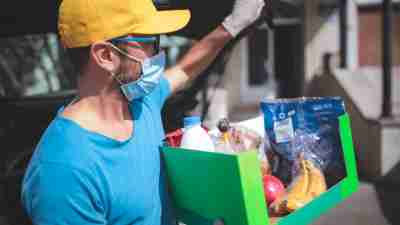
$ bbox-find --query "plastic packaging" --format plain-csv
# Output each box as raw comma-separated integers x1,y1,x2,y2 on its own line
261,97,346,186
230,125,263,152
180,116,215,152
211,118,265,154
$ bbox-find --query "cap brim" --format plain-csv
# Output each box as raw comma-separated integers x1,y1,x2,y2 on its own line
132,9,191,35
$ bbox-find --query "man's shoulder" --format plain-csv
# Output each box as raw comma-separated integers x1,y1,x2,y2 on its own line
31,116,96,169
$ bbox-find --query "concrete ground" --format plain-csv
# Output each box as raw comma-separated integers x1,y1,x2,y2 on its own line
313,182,391,225
314,163,400,225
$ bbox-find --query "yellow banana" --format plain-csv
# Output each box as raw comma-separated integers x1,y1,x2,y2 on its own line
268,158,328,215
286,159,312,212
269,198,289,216
305,160,327,198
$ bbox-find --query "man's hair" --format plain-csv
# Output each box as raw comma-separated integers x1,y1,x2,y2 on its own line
65,43,130,74
65,46,91,74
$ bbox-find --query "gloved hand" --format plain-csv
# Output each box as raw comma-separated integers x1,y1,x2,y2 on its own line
222,0,266,37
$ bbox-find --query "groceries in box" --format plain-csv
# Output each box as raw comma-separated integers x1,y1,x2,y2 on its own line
164,97,348,224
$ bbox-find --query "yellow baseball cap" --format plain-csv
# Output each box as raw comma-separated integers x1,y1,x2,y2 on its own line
58,0,191,48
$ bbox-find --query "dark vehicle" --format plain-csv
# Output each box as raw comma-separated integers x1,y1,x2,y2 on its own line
0,92,76,225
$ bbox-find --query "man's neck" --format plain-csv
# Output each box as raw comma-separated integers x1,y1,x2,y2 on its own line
64,73,131,123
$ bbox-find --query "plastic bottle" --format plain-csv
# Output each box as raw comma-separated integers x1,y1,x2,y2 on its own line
215,118,235,154
180,116,215,152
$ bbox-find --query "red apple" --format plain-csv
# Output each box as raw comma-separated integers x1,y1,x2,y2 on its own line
263,175,285,206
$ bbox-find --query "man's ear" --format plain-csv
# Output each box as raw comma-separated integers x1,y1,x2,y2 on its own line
90,42,121,73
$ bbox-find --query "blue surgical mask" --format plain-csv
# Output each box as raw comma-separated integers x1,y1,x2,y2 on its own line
110,45,166,101
120,51,165,101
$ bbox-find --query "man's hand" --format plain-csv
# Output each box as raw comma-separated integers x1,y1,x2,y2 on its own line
222,0,266,37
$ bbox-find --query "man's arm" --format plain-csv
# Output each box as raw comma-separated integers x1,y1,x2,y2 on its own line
165,0,266,95
164,25,232,94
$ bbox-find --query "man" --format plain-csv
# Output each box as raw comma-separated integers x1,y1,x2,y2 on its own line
21,0,265,224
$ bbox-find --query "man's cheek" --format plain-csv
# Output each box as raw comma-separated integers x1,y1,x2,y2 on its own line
132,64,142,79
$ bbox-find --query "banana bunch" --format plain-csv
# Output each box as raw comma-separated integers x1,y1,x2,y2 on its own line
269,158,327,215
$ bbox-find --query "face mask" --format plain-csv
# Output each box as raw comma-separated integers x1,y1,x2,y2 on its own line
110,45,166,101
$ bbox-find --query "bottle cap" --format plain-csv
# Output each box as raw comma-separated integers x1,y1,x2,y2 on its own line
183,116,201,128
217,118,230,132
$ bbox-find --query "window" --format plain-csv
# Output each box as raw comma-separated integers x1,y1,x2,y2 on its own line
0,33,194,98
238,25,276,104
0,34,76,97
248,27,271,86
159,35,193,68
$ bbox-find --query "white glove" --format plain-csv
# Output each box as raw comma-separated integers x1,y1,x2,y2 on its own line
222,0,266,37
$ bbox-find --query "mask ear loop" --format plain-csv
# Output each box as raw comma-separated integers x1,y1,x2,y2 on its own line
108,43,144,64
110,71,124,85
108,43,145,82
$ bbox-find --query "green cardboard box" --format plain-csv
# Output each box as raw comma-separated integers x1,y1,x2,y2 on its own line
161,113,359,225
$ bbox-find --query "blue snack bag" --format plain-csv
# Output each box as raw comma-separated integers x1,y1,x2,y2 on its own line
261,97,346,186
